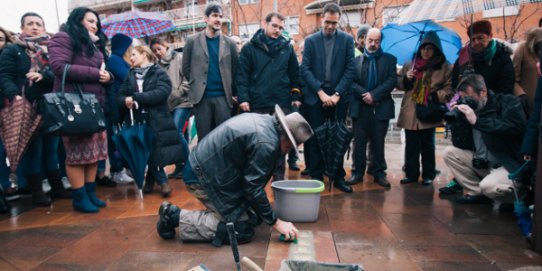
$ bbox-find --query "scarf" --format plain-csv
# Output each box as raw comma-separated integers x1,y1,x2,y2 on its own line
363,47,383,91
261,32,282,56
458,39,497,66
411,58,432,104
134,64,152,79
158,47,175,69
13,33,50,74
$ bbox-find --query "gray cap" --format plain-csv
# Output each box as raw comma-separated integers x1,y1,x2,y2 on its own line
357,24,371,39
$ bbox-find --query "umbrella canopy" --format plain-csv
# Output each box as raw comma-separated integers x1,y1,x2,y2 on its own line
507,161,533,240
381,20,462,65
396,0,534,25
314,119,353,190
112,110,154,197
102,10,174,38
0,97,42,175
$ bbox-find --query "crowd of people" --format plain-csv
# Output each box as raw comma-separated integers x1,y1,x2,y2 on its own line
0,2,541,244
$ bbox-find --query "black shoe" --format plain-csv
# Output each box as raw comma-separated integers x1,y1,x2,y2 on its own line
374,177,391,188
96,176,117,187
157,201,180,240
288,162,300,171
301,168,311,176
333,178,353,193
455,194,492,204
439,179,463,195
346,174,363,185
400,178,417,184
421,179,433,186
143,181,154,194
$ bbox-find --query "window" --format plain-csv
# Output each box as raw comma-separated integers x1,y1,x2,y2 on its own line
238,0,259,5
285,16,299,35
382,6,407,25
340,11,361,27
238,23,259,39
185,0,198,17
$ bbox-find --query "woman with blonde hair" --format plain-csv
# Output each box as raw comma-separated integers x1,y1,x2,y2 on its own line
118,45,183,198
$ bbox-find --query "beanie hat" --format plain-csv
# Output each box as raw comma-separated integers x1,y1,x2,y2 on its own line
357,24,371,39
467,20,492,38
111,33,133,56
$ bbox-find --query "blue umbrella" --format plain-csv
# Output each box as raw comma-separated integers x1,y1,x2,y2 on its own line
112,109,154,198
381,20,462,65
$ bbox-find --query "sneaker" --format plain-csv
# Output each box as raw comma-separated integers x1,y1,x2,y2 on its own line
160,183,172,198
112,169,134,184
42,179,51,193
4,187,20,201
157,201,180,240
61,177,71,189
96,176,117,187
439,179,463,195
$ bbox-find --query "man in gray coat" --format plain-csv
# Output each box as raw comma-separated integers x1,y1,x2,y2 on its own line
182,3,238,139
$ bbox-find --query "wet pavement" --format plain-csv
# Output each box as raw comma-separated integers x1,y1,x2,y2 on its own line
0,143,541,271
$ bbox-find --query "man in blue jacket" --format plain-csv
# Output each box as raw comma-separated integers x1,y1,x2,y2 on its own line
236,11,301,181
300,3,356,193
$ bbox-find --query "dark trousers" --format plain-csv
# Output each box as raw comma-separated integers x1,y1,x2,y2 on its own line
352,114,389,179
193,96,231,140
404,128,436,181
305,101,348,180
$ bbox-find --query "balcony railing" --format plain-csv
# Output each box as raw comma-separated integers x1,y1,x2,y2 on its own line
165,5,231,28
69,0,131,11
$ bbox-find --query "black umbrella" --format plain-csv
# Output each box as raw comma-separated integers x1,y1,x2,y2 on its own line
314,115,353,191
112,108,154,198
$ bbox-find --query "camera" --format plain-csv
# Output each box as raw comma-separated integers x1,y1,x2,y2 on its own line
443,96,478,122
472,157,489,169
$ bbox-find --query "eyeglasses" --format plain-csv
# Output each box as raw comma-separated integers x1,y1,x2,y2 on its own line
420,46,435,51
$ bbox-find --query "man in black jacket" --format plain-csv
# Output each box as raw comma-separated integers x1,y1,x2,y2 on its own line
443,74,526,204
235,11,301,181
156,105,313,245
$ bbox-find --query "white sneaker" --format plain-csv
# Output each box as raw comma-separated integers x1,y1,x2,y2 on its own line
61,177,71,189
113,169,134,184
42,179,51,193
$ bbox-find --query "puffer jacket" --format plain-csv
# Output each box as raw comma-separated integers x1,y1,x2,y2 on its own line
188,113,281,225
118,64,183,167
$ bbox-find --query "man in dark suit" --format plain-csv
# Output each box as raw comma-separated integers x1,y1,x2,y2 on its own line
182,3,238,140
300,3,356,193
347,28,397,188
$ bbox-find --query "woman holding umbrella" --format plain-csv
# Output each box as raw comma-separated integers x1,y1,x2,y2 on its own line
48,7,113,213
118,45,182,198
397,31,454,186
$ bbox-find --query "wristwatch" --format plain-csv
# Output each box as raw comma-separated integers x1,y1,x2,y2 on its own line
333,92,340,96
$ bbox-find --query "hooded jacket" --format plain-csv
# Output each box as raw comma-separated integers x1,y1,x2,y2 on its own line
236,29,300,110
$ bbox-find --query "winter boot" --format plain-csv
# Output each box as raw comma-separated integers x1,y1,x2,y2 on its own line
72,186,99,213
85,182,106,208
0,188,10,214
47,171,72,199
157,201,180,240
27,174,51,207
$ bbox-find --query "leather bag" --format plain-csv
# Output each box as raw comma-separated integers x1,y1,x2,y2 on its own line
41,64,106,135
416,91,448,123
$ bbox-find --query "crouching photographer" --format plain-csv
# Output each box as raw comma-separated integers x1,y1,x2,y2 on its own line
443,74,527,204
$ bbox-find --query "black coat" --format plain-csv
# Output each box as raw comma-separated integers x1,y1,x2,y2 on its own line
475,91,526,172
118,64,183,167
0,44,54,103
235,29,300,110
452,41,515,95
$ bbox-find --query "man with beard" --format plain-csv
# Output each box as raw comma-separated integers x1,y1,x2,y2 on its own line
443,74,526,204
182,3,238,139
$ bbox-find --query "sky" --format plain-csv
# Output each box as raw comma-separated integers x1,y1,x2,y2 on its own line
0,0,68,34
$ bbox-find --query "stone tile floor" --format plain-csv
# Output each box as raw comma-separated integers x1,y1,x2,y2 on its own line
0,143,541,271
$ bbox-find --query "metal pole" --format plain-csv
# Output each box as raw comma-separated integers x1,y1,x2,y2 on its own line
274,0,278,12
54,0,60,29
192,0,195,34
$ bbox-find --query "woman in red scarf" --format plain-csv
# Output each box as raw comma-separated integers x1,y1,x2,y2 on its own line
397,31,454,186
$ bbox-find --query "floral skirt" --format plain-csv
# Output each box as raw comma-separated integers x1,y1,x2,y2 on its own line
62,131,108,165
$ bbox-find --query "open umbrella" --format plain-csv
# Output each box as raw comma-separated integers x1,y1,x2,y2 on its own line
0,96,42,189
102,10,174,38
396,0,535,25
381,20,462,65
112,108,154,198
314,114,353,191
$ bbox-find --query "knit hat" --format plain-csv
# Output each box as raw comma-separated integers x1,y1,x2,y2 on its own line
357,24,371,40
274,105,313,155
467,20,492,38
111,33,132,56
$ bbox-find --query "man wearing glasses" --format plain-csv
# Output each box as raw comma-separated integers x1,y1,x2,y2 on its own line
300,3,356,193
235,12,301,181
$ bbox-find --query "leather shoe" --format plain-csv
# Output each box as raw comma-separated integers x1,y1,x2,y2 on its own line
374,177,391,188
157,201,180,240
346,174,363,185
400,178,417,184
333,178,353,193
421,179,433,186
455,194,491,204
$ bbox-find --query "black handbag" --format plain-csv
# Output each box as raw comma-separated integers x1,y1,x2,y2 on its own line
416,91,449,123
41,64,106,135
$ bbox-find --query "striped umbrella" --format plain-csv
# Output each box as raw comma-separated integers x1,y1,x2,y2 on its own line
396,0,540,25
102,10,174,38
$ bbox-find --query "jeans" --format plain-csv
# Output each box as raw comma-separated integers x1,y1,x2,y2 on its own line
172,108,191,162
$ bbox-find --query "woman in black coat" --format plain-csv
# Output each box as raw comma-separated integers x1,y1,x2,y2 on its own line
118,45,182,198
